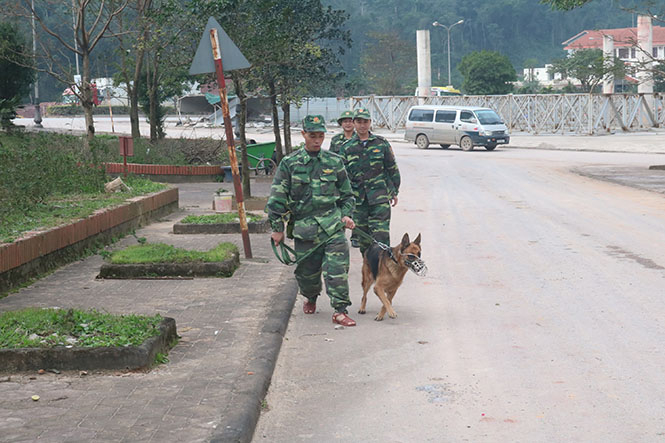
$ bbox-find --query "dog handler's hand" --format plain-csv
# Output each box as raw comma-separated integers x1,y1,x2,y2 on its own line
390,196,398,207
271,231,285,245
341,216,355,230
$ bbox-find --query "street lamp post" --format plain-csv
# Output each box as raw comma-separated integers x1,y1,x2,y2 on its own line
432,19,464,87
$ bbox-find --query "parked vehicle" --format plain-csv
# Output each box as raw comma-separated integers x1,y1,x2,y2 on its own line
404,105,510,151
413,86,462,97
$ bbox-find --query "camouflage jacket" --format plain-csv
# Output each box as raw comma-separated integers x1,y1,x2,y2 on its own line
339,132,401,205
329,132,353,154
267,145,355,242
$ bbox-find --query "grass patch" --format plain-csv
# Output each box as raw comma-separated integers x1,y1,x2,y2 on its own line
180,213,263,224
0,308,163,349
109,242,238,264
0,177,167,244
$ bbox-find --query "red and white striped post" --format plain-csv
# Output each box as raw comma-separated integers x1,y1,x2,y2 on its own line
209,28,252,258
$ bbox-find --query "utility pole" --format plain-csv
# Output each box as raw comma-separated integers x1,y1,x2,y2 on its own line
31,0,42,128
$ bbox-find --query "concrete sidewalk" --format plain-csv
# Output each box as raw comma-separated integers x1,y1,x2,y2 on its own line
0,181,297,443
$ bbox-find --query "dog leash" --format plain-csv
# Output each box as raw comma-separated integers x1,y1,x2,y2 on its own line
352,228,398,263
271,229,339,266
271,226,382,266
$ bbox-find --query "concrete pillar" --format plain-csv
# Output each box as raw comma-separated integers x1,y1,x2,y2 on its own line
603,34,615,94
416,30,431,99
637,15,654,94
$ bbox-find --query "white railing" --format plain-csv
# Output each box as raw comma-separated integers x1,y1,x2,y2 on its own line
350,93,665,134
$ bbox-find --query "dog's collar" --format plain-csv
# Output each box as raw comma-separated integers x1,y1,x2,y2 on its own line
375,241,399,264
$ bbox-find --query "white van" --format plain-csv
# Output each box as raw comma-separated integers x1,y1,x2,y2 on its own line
404,105,510,151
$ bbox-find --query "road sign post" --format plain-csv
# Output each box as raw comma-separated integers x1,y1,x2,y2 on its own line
190,17,253,259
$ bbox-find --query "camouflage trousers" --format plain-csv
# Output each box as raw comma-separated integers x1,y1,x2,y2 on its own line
294,229,351,311
351,199,391,254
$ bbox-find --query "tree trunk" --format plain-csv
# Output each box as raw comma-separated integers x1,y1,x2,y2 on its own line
81,52,95,144
269,80,283,163
147,55,160,142
129,46,145,139
232,72,251,199
281,101,292,154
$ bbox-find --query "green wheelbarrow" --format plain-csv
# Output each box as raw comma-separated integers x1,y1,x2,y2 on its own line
237,141,277,176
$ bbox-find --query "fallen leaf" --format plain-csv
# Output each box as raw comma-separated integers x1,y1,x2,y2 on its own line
247,372,254,375
38,369,45,375
31,395,40,401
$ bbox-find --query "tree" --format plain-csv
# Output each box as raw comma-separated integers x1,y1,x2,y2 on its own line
654,62,665,92
540,0,593,9
360,31,415,95
9,0,129,143
0,22,33,128
458,50,516,95
140,0,192,141
113,0,153,139
549,49,626,92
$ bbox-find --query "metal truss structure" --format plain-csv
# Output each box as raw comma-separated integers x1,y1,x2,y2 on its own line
350,93,665,134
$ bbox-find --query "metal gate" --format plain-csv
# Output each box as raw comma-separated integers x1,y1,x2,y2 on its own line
350,93,665,134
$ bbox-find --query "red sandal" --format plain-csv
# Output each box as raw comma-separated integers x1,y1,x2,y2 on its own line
332,312,356,327
303,300,316,314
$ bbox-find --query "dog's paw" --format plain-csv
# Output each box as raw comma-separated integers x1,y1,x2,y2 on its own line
374,314,384,321
358,309,366,315
388,311,398,319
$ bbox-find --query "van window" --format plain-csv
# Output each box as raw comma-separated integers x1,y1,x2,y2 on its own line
435,110,456,123
460,111,476,123
409,109,434,122
475,110,503,125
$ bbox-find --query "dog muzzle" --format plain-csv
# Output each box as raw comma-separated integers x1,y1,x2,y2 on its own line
404,254,428,277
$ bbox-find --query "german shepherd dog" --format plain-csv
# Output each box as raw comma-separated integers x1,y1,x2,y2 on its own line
358,233,422,321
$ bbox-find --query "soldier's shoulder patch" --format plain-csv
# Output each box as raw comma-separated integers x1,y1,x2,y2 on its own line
322,168,334,174
372,148,380,153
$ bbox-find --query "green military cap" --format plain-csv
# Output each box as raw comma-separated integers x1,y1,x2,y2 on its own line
337,110,355,124
353,108,371,120
302,115,327,132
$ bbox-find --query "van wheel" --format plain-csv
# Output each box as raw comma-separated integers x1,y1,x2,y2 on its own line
460,136,474,151
440,144,450,149
485,144,497,151
415,134,429,149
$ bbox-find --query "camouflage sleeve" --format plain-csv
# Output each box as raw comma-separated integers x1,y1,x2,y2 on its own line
266,160,291,232
384,142,401,197
336,161,355,219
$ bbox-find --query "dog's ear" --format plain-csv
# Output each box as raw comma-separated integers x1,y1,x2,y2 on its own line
413,233,421,245
400,233,410,251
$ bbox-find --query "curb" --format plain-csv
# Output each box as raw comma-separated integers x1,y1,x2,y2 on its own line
211,272,298,443
0,317,177,373
97,252,240,279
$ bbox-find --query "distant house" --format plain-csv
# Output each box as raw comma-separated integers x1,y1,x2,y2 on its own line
562,26,665,62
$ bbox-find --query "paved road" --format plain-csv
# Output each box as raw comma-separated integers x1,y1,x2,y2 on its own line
253,142,665,442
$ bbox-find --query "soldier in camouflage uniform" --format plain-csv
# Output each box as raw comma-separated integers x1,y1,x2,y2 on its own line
339,108,401,254
329,110,355,154
267,115,358,327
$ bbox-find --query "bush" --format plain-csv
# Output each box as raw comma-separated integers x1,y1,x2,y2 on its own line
126,137,228,165
0,132,108,218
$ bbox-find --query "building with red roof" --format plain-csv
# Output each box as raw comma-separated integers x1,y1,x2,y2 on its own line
563,26,665,61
